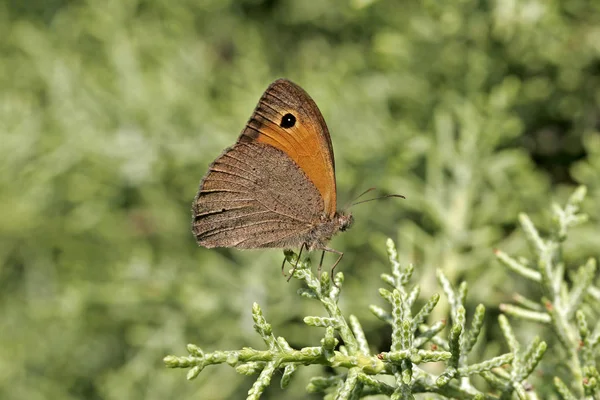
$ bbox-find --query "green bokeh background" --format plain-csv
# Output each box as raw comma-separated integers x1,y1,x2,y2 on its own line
2,0,600,399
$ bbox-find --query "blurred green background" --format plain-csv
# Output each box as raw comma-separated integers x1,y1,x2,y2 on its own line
2,0,600,399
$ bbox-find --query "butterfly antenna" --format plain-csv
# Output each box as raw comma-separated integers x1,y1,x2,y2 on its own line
350,193,405,208
343,187,376,209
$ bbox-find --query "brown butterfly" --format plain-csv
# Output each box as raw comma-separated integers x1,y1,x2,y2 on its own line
192,79,401,277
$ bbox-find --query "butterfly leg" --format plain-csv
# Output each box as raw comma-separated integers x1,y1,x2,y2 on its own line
280,255,288,277
317,251,326,278
286,242,306,282
321,247,344,285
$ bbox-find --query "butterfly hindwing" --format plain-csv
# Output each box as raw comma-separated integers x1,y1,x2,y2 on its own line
193,142,324,248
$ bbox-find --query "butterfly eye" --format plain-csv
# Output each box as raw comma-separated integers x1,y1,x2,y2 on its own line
280,113,296,128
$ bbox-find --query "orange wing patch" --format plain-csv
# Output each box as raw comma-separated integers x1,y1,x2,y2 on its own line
238,79,337,217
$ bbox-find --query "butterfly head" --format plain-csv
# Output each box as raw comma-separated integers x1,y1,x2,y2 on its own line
304,211,353,251
335,211,354,232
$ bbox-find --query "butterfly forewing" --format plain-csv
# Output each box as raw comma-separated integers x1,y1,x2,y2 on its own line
238,79,337,217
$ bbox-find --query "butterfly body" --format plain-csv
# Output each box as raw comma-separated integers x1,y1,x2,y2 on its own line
192,79,351,255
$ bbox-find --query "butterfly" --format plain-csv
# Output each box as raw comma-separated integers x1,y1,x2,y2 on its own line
192,79,402,277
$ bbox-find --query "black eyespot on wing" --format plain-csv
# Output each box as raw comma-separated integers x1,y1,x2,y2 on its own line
280,113,296,128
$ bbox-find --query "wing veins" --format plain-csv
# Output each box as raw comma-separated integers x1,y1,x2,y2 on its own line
259,101,304,149
196,198,257,204
197,219,302,239
235,228,308,248
253,108,282,127
194,205,251,218
200,177,253,192
251,110,297,152
199,189,249,195
212,160,261,181
264,91,290,107
208,167,257,184
196,210,272,225
198,181,311,223
221,151,260,172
